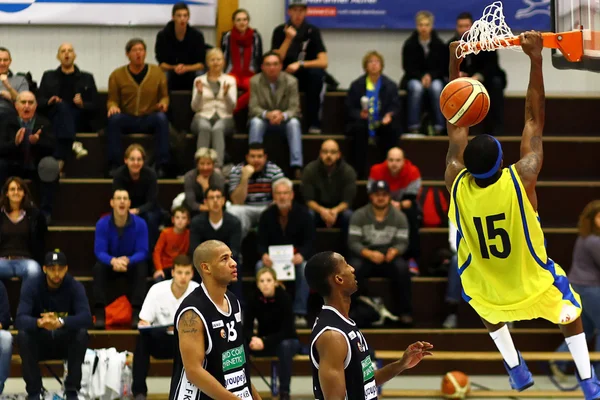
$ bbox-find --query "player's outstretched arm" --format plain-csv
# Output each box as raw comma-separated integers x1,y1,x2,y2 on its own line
315,330,348,400
516,31,545,193
177,310,239,400
374,341,434,386
445,41,469,192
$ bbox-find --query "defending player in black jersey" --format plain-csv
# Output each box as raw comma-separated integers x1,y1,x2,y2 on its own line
169,240,262,400
305,251,433,400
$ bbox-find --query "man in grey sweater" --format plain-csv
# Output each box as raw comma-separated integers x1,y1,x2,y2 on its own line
0,47,29,119
348,180,413,325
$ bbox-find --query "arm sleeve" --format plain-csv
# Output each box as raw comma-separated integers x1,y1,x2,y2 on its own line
585,237,600,268
64,282,92,329
392,211,410,254
228,166,242,194
257,212,270,256
138,174,158,214
190,79,203,112
345,80,362,122
403,178,422,198
15,77,28,92
158,71,170,107
155,31,167,64
138,286,156,323
15,282,38,330
94,219,114,266
153,231,167,271
0,282,11,329
283,76,300,119
83,74,99,111
298,209,315,260
271,26,285,50
300,166,316,203
262,292,295,349
106,71,120,110
385,80,401,116
184,172,202,211
342,166,357,206
194,31,206,64
248,78,266,119
129,219,149,264
312,28,327,54
36,72,51,109
348,211,366,256
402,41,422,81
0,120,19,156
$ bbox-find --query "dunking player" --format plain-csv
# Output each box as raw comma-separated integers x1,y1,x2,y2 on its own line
305,251,433,400
169,240,262,400
445,32,600,398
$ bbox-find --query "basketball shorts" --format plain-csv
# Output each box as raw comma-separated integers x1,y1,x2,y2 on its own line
468,266,583,325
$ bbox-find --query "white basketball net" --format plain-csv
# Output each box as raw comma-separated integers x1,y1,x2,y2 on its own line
457,1,523,59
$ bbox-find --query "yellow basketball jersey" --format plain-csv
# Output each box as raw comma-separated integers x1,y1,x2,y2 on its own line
448,165,562,310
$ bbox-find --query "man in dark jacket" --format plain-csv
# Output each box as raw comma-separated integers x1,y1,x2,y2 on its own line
447,12,507,135
93,189,149,329
400,11,447,134
257,177,314,326
0,91,57,221
0,281,12,395
16,250,91,400
155,2,206,90
346,51,401,179
37,43,98,171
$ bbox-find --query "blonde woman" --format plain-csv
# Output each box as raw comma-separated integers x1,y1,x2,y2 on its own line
190,48,237,168
243,268,300,400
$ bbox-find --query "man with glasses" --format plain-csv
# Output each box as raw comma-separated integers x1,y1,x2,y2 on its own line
301,139,356,252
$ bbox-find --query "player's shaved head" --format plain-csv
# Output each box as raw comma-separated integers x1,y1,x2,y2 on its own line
305,251,343,297
193,240,227,274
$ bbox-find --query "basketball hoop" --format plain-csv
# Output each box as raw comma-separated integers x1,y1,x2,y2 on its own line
457,1,585,62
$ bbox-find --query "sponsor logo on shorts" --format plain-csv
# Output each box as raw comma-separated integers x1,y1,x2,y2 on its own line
212,320,224,329
222,345,246,372
224,370,247,390
364,380,377,400
361,356,375,382
233,387,252,399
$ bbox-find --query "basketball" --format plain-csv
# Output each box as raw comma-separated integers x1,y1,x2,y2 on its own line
441,371,471,399
440,78,490,127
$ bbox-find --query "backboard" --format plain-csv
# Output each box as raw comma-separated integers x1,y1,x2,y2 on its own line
552,0,600,71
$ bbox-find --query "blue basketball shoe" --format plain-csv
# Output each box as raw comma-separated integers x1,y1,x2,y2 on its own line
577,367,600,400
503,352,534,391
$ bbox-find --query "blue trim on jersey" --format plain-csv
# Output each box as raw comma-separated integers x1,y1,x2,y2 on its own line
508,167,581,309
458,254,472,276
452,169,474,303
461,289,472,302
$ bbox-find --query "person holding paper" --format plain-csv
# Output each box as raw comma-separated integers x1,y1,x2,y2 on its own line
257,177,314,328
133,255,198,400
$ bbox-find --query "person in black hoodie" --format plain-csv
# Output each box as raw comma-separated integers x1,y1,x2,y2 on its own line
0,177,45,282
400,11,447,134
346,51,401,179
0,280,12,395
244,267,300,400
16,250,91,400
155,2,206,91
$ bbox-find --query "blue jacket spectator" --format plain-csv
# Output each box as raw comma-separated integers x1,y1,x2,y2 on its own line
92,189,149,329
0,280,12,395
15,250,89,400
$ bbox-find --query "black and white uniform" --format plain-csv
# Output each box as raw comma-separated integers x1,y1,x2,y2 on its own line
169,283,253,400
310,305,378,400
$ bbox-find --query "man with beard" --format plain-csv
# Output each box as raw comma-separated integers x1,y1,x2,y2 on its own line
37,42,96,174
305,251,432,400
257,177,314,327
348,180,413,326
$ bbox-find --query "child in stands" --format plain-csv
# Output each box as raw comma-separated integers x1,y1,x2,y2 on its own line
152,207,190,282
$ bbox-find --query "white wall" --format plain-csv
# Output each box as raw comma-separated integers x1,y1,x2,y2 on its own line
2,0,600,95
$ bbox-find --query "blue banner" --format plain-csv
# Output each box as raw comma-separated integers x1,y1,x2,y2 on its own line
285,0,551,32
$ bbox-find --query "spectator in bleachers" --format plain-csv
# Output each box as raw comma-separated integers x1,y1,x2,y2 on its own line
346,51,401,179
36,43,96,176
301,139,355,250
0,177,44,282
244,267,300,400
106,38,170,178
112,144,162,250
400,11,446,134
369,147,422,274
189,186,242,297
221,9,263,113
183,148,225,217
0,47,28,120
447,12,506,135
272,0,328,134
228,143,285,239
0,91,58,222
155,2,206,91
133,255,198,400
152,206,190,282
16,250,91,400
248,51,303,179
0,280,11,395
93,189,149,329
348,180,413,326
257,178,313,327
190,48,237,168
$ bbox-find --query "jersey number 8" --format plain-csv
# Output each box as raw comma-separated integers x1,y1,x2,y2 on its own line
473,213,512,259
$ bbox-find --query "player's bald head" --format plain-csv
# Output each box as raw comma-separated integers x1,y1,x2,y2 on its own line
193,240,227,274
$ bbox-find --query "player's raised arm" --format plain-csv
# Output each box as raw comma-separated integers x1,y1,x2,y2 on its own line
444,41,470,192
515,31,545,193
177,310,238,400
314,330,349,400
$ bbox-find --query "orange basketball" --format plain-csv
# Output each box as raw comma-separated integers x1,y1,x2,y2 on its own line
441,371,471,399
440,77,490,127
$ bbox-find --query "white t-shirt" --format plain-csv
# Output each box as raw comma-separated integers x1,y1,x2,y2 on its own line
139,279,199,326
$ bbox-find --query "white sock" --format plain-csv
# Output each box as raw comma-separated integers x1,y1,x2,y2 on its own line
489,324,520,368
566,332,592,380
